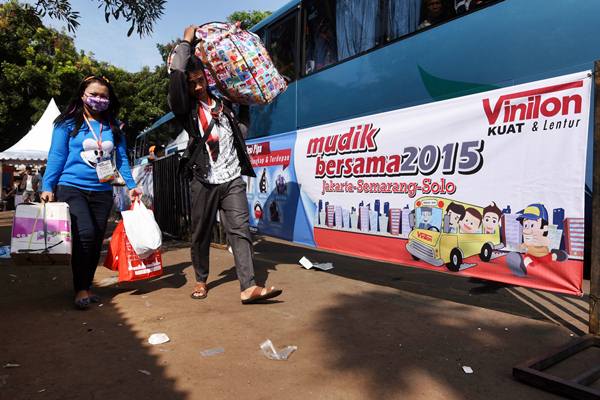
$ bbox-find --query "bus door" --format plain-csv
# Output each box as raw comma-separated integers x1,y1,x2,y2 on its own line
439,214,458,262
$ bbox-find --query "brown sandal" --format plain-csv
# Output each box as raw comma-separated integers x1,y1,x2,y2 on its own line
241,286,282,304
190,283,208,300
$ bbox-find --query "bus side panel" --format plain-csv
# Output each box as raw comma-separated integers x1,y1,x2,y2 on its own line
439,234,458,264
296,0,600,129
249,81,297,138
457,235,484,260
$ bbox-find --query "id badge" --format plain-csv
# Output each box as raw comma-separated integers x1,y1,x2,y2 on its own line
96,160,115,183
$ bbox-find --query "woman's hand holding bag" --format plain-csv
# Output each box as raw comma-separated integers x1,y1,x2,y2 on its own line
121,200,162,258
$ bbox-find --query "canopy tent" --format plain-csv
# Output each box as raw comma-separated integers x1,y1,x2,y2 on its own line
134,111,189,163
136,112,175,139
0,98,60,164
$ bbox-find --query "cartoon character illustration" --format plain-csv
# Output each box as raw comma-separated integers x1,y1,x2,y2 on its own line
418,207,434,230
80,139,113,168
444,202,465,233
460,207,482,233
406,197,503,272
482,202,502,234
506,203,569,277
259,169,268,193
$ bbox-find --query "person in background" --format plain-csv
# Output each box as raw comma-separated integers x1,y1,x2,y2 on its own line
307,19,337,73
148,145,157,161
13,176,23,202
2,185,15,210
455,0,491,14
155,144,166,159
418,0,454,30
20,166,39,203
168,25,283,304
34,168,43,202
41,75,141,310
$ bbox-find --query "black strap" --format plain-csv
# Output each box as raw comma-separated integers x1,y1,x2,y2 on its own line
203,117,217,141
18,241,64,254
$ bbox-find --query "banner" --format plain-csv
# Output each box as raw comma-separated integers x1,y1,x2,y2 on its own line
113,164,154,212
248,71,591,295
244,133,313,244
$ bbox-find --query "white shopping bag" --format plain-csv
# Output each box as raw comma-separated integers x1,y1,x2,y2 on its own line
121,200,162,258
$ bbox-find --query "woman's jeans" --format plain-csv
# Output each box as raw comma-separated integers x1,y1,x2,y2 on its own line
56,185,113,292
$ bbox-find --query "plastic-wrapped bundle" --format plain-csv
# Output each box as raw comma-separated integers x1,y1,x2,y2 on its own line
194,22,287,105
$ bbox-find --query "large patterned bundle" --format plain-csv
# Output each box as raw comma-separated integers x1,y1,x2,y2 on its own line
194,22,287,105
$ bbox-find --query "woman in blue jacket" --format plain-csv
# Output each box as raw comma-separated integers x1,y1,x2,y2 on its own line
41,76,139,310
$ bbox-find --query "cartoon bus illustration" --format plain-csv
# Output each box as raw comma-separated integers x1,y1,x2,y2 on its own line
405,197,503,272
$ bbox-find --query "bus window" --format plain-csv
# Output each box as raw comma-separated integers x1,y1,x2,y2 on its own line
454,0,495,16
304,0,337,74
256,28,267,43
267,14,298,82
386,0,421,41
304,0,381,74
444,201,465,234
417,0,455,31
416,206,442,232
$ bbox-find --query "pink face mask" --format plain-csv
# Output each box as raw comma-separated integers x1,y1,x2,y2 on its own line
84,95,110,112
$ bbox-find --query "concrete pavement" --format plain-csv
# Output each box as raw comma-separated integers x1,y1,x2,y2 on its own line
0,211,593,399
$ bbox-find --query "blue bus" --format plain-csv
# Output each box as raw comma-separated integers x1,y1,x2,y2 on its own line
141,0,598,273
249,0,600,142
247,0,600,275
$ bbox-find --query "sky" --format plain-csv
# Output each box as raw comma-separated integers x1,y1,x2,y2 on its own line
26,0,290,72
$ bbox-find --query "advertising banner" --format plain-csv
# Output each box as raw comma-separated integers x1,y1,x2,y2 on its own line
114,163,154,212
249,71,591,295
244,132,313,245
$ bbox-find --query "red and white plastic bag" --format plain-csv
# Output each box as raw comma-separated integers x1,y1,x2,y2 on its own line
104,220,162,282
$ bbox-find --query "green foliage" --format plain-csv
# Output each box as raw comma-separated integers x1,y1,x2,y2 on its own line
33,0,165,37
0,0,81,149
0,0,170,150
0,3,275,153
226,10,272,30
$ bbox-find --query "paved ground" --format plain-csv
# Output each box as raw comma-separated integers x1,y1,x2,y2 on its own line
0,211,596,400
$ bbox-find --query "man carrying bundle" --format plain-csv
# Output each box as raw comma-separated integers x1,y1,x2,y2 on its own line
168,25,282,304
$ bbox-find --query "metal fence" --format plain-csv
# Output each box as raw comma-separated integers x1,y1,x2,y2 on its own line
152,154,192,240
152,153,227,245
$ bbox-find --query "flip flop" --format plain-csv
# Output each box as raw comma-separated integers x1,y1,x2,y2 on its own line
241,286,283,304
88,294,101,303
74,297,90,310
190,283,208,300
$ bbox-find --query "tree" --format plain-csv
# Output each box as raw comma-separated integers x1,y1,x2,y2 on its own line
0,1,171,150
0,0,82,149
33,0,165,36
226,10,272,30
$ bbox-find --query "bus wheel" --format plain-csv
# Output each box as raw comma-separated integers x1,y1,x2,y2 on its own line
480,243,493,262
447,249,462,272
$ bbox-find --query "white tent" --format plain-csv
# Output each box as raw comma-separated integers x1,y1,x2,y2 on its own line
0,98,60,164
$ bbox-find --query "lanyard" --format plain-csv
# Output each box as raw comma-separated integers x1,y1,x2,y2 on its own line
83,115,103,146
